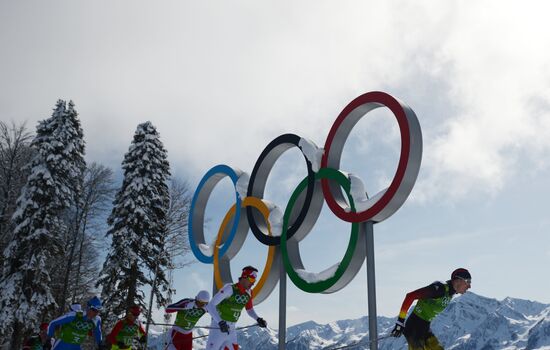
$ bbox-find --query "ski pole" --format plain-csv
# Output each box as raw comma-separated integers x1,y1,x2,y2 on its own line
323,333,391,350
190,324,259,340
162,329,178,350
148,321,220,329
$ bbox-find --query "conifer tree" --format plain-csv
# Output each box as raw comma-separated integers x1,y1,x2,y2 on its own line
98,121,171,327
53,100,87,313
0,100,86,348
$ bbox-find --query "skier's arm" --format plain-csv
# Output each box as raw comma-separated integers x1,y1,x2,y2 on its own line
47,313,76,337
166,299,194,313
206,284,233,323
106,320,124,344
245,294,266,327
138,321,146,337
93,318,103,345
245,298,259,320
398,282,445,319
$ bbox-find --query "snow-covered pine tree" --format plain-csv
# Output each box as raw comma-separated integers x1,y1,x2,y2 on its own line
50,100,88,313
97,121,171,327
0,100,86,349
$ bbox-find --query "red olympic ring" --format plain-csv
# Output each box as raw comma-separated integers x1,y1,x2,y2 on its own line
321,91,422,223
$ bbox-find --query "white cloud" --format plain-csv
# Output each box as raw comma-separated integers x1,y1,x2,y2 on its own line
410,1,550,200
3,1,549,202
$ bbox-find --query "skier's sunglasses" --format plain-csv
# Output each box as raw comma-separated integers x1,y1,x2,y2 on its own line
455,276,471,284
247,276,256,284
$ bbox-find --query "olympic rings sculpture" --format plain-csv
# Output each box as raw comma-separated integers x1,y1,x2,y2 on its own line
189,91,422,304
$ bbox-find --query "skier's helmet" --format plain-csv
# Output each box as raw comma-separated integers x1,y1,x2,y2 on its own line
195,290,210,303
451,268,471,281
40,323,49,331
240,266,258,282
129,305,141,316
87,296,103,311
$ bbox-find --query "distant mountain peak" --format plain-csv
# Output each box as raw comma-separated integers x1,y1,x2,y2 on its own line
148,292,550,350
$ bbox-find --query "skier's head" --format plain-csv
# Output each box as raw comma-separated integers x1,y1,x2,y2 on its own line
239,265,258,289
451,268,471,294
86,296,102,315
125,304,141,322
195,290,210,307
39,323,49,339
129,305,141,317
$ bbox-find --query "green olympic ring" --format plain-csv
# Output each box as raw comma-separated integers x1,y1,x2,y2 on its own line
281,167,365,294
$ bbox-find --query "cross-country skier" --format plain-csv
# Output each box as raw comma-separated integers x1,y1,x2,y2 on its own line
22,323,49,350
390,268,472,349
47,296,103,350
205,266,267,350
105,305,146,349
164,290,210,350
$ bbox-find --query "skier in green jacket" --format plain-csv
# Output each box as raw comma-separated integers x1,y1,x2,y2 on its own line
390,268,472,350
47,296,103,350
165,290,210,350
23,323,50,350
205,266,267,350
105,305,146,349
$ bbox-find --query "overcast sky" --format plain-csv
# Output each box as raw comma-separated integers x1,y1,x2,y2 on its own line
2,0,550,331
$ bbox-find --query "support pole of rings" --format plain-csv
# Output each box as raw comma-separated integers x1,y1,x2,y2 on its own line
364,221,377,350
278,256,287,350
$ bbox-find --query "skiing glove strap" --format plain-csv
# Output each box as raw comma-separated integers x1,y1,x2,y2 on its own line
219,320,230,334
257,317,267,328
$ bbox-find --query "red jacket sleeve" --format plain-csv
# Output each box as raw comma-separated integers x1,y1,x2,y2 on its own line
398,282,445,319
138,322,146,337
107,320,124,344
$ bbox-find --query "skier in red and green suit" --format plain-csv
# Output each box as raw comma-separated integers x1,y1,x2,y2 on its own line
390,268,472,350
22,323,50,350
47,296,103,350
165,290,210,350
105,305,146,350
205,266,267,350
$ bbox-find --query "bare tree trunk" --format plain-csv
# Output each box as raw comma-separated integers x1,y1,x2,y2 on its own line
145,260,160,349
0,121,32,260
58,207,82,314
72,216,88,302
128,262,139,310
10,320,23,350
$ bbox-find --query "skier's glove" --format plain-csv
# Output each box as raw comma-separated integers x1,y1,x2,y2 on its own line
219,320,230,334
96,341,109,350
257,317,267,328
43,339,52,350
139,335,147,343
116,341,130,349
391,318,405,337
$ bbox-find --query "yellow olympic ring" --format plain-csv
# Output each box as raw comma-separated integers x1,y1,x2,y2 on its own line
213,197,277,302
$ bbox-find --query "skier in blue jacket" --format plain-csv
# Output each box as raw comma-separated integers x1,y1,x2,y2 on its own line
47,296,103,349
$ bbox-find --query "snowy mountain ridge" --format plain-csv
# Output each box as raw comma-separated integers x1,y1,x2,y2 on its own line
148,292,550,349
